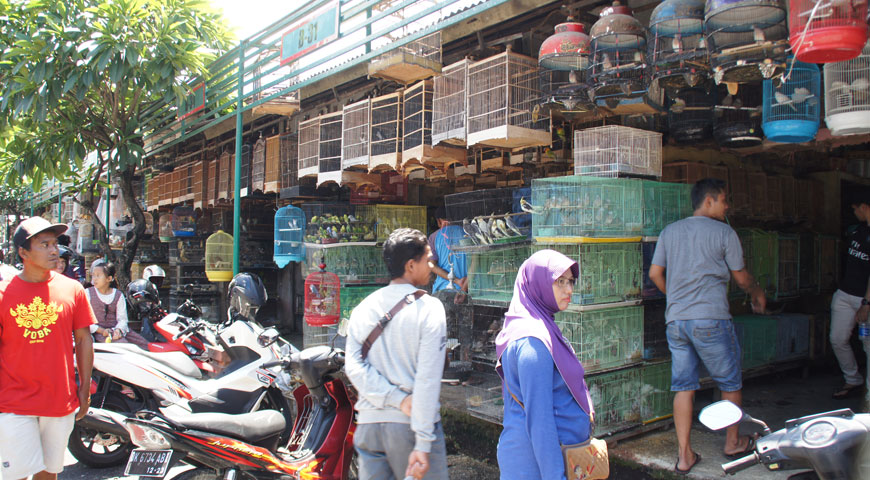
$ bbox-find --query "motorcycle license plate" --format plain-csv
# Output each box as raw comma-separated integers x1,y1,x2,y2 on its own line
124,449,173,477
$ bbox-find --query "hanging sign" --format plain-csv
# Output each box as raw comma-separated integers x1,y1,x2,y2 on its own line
178,82,205,120
280,1,340,65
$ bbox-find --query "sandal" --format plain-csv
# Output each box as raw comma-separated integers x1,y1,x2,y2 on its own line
724,437,756,460
832,383,863,400
674,452,701,475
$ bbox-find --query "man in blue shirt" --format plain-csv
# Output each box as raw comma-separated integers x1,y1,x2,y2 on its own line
428,207,467,295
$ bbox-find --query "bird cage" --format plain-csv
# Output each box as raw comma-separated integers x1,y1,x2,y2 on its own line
762,59,821,143
466,50,551,149
146,175,158,211
170,168,183,204
539,69,595,121
171,205,196,237
369,91,403,171
264,135,281,193
274,205,305,268
304,266,341,327
714,82,764,147
192,160,206,209
767,175,783,217
342,99,371,170
317,112,343,186
781,175,796,221
217,150,233,200
249,51,300,116
704,0,789,84
207,159,217,207
789,0,868,63
205,230,234,282
574,125,663,178
825,40,870,136
747,171,769,219
298,116,320,179
728,164,751,216
158,173,171,206
181,162,195,202
368,31,442,84
668,87,715,143
649,0,709,91
432,59,468,146
238,144,252,197
589,2,649,101
280,132,299,191
539,17,591,71
402,80,466,168
251,136,266,193
158,213,173,242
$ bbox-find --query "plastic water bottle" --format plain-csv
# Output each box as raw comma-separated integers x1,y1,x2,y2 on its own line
859,321,870,341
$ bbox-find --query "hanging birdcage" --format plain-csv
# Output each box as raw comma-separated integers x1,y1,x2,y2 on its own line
171,205,196,237
825,40,870,136
304,265,340,327
433,59,468,147
206,158,217,207
318,112,343,186
589,2,649,101
192,160,207,209
342,99,371,170
158,173,171,206
158,213,173,242
789,0,868,64
370,91,403,172
668,87,715,143
274,205,305,268
369,31,442,84
145,175,158,211
539,17,592,71
264,135,281,193
402,79,466,169
298,116,320,179
249,50,300,116
762,59,821,143
714,82,764,147
704,0,789,84
238,144,252,197
205,230,234,282
280,132,298,191
649,0,709,92
217,149,233,200
251,136,266,193
539,69,595,121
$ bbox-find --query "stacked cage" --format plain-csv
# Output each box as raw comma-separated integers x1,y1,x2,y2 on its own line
781,176,796,221
747,171,769,220
640,180,693,237
402,80,432,165
777,233,800,298
668,87,715,142
432,59,468,146
466,243,531,305
251,136,266,193
341,99,370,170
369,92,403,171
555,305,644,374
238,144,252,197
589,2,649,102
298,117,320,179
762,59,821,143
263,135,281,194
206,157,217,207
217,150,233,201
817,235,840,291
767,175,783,218
355,205,427,244
714,82,764,147
317,112,342,186
574,125,663,178
159,172,171,206
649,0,710,92
279,132,298,192
146,175,158,211
192,160,207,209
824,40,870,136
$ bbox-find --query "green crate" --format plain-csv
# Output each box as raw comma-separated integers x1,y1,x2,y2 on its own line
303,243,390,285
733,315,778,369
533,241,642,305
531,176,643,238
777,234,799,298
340,286,380,321
817,235,839,292
798,233,818,292
640,361,674,423
641,180,692,236
555,305,644,373
586,366,642,436
356,204,427,243
467,243,531,305
732,229,778,298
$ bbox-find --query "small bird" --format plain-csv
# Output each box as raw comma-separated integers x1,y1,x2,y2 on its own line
601,53,613,71
753,27,766,43
791,87,813,104
519,197,543,214
504,216,524,236
851,77,869,91
671,97,687,114
774,91,796,111
831,81,850,91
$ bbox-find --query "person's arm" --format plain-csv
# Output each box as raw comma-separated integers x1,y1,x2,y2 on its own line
344,308,409,411
649,236,668,294
73,327,93,420
855,280,870,323
649,264,666,294
115,295,129,335
725,229,766,314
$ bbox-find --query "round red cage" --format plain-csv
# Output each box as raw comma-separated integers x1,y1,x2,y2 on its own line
304,269,341,326
789,0,868,63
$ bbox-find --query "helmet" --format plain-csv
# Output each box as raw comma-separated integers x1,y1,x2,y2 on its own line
227,273,267,322
142,265,166,289
58,245,73,260
127,279,160,310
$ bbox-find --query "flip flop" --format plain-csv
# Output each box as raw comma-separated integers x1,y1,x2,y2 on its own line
674,452,701,475
724,437,756,460
832,384,863,400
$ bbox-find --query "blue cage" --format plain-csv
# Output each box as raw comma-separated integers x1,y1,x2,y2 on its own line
704,0,788,83
649,0,709,92
762,60,820,143
274,205,306,268
589,1,649,101
171,205,196,237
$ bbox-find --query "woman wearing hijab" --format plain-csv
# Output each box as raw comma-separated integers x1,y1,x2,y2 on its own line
495,249,593,480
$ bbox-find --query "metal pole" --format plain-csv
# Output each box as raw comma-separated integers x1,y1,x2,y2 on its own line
57,187,62,223
233,41,245,276
105,168,111,261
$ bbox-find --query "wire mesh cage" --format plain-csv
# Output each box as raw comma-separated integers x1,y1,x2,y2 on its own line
777,233,799,298
263,135,281,193
728,165,750,216
714,82,764,147
574,125,663,178
273,205,305,268
249,51,300,116
192,160,206,209
746,171,769,219
762,59,821,143
146,175,159,211
466,50,551,149
355,204,426,243
767,175,783,217
171,205,196,237
586,366,642,436
649,0,710,91
432,59,468,146
207,159,217,207
370,91,403,171
532,240,643,306
824,40,870,136
317,112,343,186
432,287,474,378
642,241,665,299
251,136,266,193
301,203,375,244
642,300,668,360
736,229,779,297
733,315,777,368
298,116,320,179
341,99,370,170
704,0,789,83
817,234,840,292
641,180,693,236
302,243,389,285
217,150,233,201
444,187,517,222
640,360,675,422
368,31,442,84
304,270,340,327
238,144,253,196
539,17,591,71
205,230,233,282
531,176,644,238
589,2,650,100
554,305,644,373
170,168,183,204
794,178,812,223
280,132,299,191
158,172,171,206
668,87,715,142
471,304,506,368
158,213,173,242
788,0,868,64
465,375,505,424
466,242,531,305
539,69,595,120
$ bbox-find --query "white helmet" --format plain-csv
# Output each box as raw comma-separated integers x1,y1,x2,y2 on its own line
142,265,166,288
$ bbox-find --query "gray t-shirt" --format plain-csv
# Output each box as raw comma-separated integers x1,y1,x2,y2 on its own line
651,216,745,322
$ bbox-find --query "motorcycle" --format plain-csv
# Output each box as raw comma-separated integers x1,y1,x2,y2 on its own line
699,400,870,479
108,346,357,480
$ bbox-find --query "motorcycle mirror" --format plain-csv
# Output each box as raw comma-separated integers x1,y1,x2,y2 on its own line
257,328,280,348
699,400,744,431
337,318,349,337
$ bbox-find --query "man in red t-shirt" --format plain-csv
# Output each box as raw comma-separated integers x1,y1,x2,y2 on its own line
0,217,96,480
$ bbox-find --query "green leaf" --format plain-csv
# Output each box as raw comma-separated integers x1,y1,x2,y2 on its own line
62,71,80,93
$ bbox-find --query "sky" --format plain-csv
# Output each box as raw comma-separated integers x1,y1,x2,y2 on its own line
210,0,295,41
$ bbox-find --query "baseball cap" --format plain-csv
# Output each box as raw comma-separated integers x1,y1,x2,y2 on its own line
13,217,68,249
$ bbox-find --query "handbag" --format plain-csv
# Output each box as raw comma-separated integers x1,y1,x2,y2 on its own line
504,378,609,480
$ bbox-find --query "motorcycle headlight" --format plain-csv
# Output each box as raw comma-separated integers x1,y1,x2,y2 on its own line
126,422,171,449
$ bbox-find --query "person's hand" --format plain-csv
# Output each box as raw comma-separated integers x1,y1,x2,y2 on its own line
112,329,122,341
76,388,90,421
405,450,429,480
457,276,469,292
856,304,870,323
400,395,413,417
750,289,767,314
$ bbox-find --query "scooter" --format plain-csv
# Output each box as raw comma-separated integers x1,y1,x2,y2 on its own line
699,400,870,479
112,346,356,480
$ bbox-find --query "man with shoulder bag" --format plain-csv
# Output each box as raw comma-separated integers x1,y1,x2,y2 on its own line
345,228,448,480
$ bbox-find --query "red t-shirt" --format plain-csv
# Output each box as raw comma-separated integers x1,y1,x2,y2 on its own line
0,272,97,416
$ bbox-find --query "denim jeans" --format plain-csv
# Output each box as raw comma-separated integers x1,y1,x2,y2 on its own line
667,319,742,392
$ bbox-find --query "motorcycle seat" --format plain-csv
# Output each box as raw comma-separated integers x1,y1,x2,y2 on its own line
96,343,202,379
167,409,286,443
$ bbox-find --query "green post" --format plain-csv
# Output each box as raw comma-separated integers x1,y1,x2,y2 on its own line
105,168,111,261
233,41,245,276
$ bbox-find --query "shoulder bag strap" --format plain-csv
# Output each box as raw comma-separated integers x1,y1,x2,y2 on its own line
361,289,426,360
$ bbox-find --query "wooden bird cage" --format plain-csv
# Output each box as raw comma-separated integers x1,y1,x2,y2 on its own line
370,91,403,171
298,116,320,179
747,171,768,220
207,159,217,207
767,175,783,218
342,99,371,170
205,230,234,282
432,59,468,146
369,31,442,84
781,175,796,222
466,51,551,149
251,136,266,193
170,168,183,204
146,174,158,211
280,132,299,191
318,112,343,186
402,79,466,169
217,150,233,201
728,164,750,216
264,135,281,193
239,144,253,197
158,173,171,206
249,51,300,116
192,160,206,209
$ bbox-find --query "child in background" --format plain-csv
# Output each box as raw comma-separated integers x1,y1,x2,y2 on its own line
87,262,149,349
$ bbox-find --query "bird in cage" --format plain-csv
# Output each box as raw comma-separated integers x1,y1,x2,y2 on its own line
790,87,814,105
774,91,797,111
852,77,870,91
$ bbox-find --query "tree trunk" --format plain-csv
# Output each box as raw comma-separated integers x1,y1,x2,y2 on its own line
116,165,146,290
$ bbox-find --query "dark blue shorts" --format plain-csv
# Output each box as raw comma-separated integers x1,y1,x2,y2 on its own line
667,319,742,392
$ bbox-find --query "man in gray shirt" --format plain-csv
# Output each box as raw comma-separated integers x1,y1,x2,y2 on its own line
346,228,448,480
649,178,766,474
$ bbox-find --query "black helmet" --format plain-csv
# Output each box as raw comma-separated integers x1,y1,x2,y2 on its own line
127,279,160,309
58,245,73,260
228,273,267,322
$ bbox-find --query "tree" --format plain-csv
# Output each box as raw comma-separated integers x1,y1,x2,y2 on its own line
0,0,231,287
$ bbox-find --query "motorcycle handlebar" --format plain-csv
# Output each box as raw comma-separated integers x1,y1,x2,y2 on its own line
722,452,759,475
172,322,200,340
